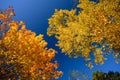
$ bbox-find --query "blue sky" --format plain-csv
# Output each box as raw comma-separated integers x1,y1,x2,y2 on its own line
0,0,120,80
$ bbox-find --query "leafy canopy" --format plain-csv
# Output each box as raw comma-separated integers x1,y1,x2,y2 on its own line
0,7,62,79
47,0,120,68
92,71,120,80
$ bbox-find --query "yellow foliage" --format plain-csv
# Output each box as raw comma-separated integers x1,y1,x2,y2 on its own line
0,8,62,79
47,0,120,68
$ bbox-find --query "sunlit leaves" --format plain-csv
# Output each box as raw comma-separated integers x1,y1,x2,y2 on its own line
0,8,62,79
0,14,6,19
47,0,120,68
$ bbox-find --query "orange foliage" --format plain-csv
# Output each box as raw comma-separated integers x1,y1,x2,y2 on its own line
0,7,62,79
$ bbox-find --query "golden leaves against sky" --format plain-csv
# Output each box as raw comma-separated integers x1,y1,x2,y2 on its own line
0,8,62,79
47,0,120,68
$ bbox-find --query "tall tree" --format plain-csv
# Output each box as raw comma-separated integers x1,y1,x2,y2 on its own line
47,0,120,68
0,7,62,80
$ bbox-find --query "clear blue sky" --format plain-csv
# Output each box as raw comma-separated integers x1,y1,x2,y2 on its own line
0,0,120,80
